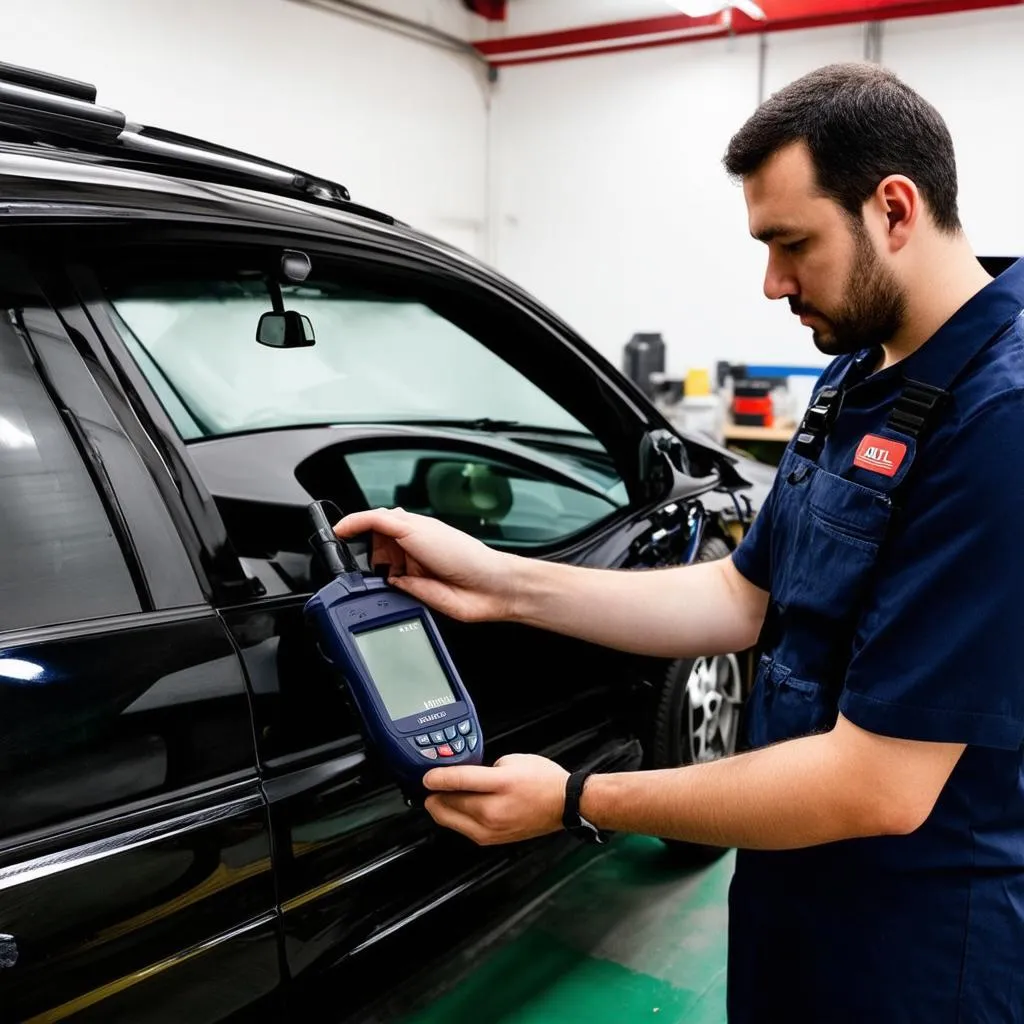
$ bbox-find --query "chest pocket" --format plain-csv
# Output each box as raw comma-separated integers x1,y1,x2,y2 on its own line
771,449,892,622
749,449,894,747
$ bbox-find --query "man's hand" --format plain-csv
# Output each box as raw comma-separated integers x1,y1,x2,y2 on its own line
422,754,569,846
334,507,520,623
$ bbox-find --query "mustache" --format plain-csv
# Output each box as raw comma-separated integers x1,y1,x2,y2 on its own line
789,298,826,319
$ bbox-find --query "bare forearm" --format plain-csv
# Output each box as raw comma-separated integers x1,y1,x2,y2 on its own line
508,554,766,659
580,732,913,850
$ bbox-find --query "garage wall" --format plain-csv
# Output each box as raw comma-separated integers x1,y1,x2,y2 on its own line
489,34,763,375
883,7,1024,258
489,6,1024,376
494,0,678,36
0,0,492,256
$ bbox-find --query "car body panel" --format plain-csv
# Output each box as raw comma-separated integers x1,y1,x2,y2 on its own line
0,612,279,1023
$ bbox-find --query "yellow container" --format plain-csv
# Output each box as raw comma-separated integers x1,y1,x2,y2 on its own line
684,368,711,397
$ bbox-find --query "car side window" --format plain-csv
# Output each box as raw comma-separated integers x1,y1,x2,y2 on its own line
343,448,625,546
0,318,141,632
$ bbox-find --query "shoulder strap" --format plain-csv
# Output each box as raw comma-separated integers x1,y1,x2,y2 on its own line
883,306,1022,501
885,379,950,504
885,380,948,440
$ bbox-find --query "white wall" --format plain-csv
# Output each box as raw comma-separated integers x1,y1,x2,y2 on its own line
0,0,491,255
883,6,1024,257
357,0,485,39
491,34,764,378
489,6,1024,377
499,0,681,36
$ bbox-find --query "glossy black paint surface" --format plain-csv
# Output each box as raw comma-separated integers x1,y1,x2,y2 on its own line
0,790,276,1023
0,612,277,1022
0,611,256,838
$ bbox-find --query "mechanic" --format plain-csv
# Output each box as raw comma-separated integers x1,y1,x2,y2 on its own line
335,63,1024,1022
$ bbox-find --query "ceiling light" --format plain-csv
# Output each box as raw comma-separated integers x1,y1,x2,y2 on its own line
668,1,767,19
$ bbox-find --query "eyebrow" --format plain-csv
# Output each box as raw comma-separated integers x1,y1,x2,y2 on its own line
752,225,798,243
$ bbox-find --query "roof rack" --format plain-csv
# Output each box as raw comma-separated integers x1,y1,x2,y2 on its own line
0,62,385,219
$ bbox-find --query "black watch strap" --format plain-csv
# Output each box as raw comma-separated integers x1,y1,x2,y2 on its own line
562,770,606,844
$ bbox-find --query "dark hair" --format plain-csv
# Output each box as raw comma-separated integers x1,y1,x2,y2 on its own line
723,62,961,233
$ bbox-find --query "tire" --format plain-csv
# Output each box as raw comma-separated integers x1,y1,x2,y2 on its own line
649,536,745,865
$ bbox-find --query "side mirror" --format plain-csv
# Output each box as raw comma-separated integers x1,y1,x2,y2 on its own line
257,310,316,348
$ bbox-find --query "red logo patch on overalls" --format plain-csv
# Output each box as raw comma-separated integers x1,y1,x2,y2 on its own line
853,435,907,477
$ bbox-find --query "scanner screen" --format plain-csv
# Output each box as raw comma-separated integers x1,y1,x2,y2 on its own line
353,618,457,723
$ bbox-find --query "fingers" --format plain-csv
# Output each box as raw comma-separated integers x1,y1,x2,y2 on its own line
387,576,459,616
334,507,411,541
371,536,406,573
423,765,503,793
423,795,490,844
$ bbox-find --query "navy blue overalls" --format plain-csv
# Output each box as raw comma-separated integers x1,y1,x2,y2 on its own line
729,259,1024,1023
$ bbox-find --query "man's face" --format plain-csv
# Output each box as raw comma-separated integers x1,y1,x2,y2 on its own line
743,141,906,356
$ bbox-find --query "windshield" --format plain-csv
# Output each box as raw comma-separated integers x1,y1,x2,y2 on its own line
106,278,588,441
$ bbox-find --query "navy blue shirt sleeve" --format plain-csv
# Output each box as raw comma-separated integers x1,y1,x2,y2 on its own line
841,392,1024,749
731,477,776,592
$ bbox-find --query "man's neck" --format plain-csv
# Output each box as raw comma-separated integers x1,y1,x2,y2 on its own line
880,238,992,371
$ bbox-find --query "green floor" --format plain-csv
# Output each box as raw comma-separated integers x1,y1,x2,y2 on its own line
404,837,733,1024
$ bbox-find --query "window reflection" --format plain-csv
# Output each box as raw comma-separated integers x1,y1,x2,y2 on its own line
0,415,34,449
0,657,44,682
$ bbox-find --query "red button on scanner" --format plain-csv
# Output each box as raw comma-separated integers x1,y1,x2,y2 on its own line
437,743,454,757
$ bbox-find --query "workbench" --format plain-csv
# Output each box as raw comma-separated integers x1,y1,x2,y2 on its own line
722,420,795,465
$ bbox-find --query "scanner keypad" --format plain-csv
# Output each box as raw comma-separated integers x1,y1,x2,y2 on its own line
410,719,478,759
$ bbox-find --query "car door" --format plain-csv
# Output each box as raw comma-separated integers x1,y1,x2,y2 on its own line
62,224,706,1002
0,249,281,1023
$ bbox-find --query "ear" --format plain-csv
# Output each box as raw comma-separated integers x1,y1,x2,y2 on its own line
873,175,919,253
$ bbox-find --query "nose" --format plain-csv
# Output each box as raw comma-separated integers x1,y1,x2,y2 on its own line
763,254,798,302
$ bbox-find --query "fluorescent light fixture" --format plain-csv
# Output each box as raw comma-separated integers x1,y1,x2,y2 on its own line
0,658,45,682
668,1,767,18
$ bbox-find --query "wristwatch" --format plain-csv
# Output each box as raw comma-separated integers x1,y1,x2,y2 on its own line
562,770,607,844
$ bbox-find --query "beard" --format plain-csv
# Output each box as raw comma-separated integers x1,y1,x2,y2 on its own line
790,225,907,357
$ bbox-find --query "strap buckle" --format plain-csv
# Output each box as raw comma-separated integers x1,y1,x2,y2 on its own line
793,385,842,460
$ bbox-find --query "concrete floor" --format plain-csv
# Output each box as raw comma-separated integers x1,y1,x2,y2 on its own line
402,836,733,1024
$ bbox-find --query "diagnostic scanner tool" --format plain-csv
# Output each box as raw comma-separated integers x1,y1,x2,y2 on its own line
303,501,484,796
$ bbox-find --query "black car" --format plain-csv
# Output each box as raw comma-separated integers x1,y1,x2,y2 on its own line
0,63,771,1022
